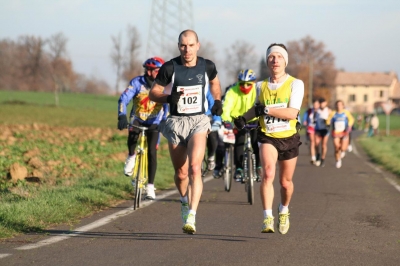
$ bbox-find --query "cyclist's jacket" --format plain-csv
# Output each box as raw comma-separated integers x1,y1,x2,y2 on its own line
256,75,304,138
118,75,168,126
221,83,257,123
155,56,218,117
327,109,354,136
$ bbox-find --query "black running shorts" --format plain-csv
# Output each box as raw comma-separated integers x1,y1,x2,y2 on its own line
258,131,302,161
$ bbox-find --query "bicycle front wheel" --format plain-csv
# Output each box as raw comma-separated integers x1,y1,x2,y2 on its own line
224,144,234,192
246,150,254,205
133,154,142,210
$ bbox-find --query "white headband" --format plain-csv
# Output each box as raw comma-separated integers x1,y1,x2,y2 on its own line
266,46,288,66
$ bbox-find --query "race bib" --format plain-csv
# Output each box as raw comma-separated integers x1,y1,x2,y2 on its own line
263,103,290,133
177,85,202,114
223,129,235,144
334,121,345,132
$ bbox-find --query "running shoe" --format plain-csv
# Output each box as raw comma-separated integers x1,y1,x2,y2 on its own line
278,211,290,234
181,202,189,225
261,216,275,233
314,160,321,167
336,160,342,169
145,184,156,200
213,169,221,179
347,144,353,152
182,213,196,234
207,158,215,170
124,155,136,176
320,159,325,167
235,168,243,182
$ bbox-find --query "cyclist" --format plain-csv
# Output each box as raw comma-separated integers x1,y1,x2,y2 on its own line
149,30,222,234
314,97,331,167
117,57,168,200
221,69,261,182
234,43,304,234
327,100,354,168
302,99,320,165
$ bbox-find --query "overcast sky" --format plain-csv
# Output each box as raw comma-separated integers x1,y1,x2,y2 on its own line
1,0,399,92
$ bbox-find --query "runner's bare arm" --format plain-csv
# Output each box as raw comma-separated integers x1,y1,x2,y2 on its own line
209,75,221,101
266,107,299,120
149,83,169,103
242,106,299,121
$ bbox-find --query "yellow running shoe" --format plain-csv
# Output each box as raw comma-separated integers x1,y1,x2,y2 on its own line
261,216,275,233
182,213,196,234
278,212,290,234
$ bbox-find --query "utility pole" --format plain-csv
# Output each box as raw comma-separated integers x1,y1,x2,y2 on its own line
308,60,313,107
146,0,194,59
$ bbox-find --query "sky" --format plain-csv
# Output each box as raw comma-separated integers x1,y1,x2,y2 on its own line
1,0,400,93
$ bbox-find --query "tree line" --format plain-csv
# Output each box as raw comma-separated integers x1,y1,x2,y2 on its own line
0,32,110,104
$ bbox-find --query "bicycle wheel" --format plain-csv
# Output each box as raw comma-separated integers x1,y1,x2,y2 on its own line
224,145,234,192
133,154,142,210
246,150,254,205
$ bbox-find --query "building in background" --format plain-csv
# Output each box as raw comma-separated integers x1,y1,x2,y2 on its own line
334,71,400,114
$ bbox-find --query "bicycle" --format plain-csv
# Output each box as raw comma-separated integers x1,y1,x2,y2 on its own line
130,124,149,210
241,123,258,205
219,122,236,192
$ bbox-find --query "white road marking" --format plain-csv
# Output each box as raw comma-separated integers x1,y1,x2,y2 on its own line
15,176,214,251
0,254,12,259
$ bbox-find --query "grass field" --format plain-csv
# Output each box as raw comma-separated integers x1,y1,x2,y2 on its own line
0,90,175,238
1,90,400,239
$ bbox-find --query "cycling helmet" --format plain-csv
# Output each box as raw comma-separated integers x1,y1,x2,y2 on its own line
142,57,165,69
238,69,256,82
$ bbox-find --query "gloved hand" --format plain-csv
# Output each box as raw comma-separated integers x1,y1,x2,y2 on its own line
233,116,246,130
223,122,234,130
211,100,223,116
167,90,184,104
117,115,128,130
211,121,221,132
255,104,267,116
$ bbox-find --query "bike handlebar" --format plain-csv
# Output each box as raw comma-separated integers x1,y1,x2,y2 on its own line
222,121,258,130
129,124,149,131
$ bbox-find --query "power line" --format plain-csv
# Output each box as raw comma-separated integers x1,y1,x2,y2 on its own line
146,0,194,59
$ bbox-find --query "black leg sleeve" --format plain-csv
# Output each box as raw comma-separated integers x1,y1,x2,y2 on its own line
234,129,246,169
207,131,218,158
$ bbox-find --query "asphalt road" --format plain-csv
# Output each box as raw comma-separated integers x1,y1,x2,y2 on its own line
1,131,400,266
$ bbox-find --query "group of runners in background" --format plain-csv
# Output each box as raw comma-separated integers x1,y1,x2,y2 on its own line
302,98,355,169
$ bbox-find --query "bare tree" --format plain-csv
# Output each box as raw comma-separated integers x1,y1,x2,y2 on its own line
110,32,123,95
286,35,337,107
47,32,68,106
122,25,142,83
19,35,47,91
224,40,258,83
198,40,218,63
